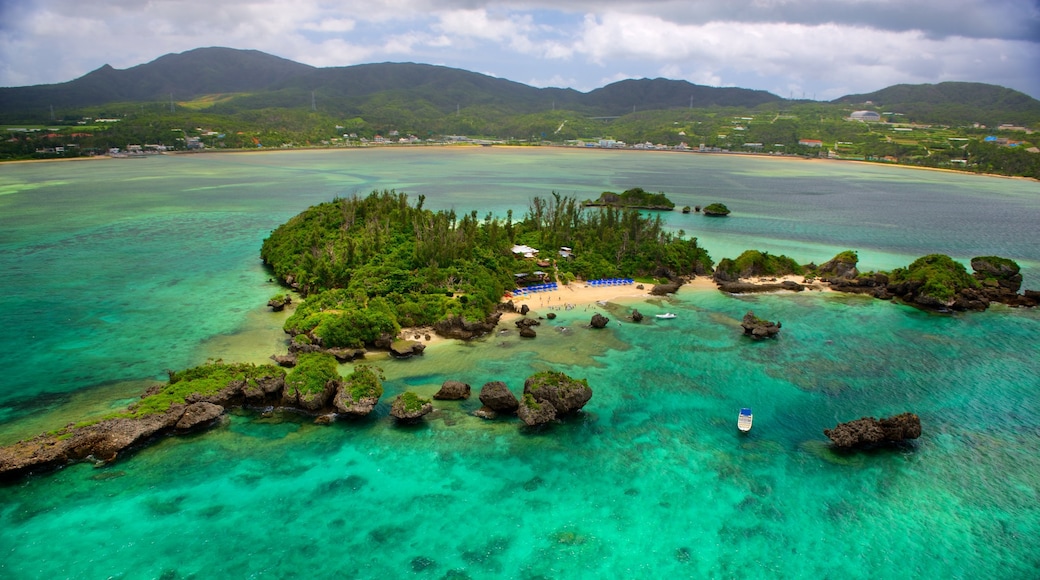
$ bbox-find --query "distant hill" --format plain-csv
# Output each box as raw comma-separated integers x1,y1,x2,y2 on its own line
0,48,314,114
0,47,778,120
1,47,1036,128
833,82,1040,126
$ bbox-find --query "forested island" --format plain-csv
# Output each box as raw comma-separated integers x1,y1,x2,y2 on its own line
2,189,1037,480
582,187,675,210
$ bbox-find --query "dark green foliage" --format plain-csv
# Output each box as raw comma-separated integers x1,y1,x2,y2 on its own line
702,203,731,216
120,362,285,419
889,254,978,302
971,256,1020,280
345,364,383,401
584,187,675,210
286,353,340,396
716,250,803,278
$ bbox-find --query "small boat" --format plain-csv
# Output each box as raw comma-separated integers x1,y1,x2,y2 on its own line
738,407,753,432
655,312,676,319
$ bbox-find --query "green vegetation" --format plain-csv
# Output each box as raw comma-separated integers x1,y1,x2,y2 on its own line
888,254,978,303
344,364,384,401
702,203,731,216
397,391,430,413
583,187,675,210
265,189,712,345
285,353,340,397
522,392,542,410
971,256,1020,281
526,370,589,395
715,250,802,278
118,362,285,419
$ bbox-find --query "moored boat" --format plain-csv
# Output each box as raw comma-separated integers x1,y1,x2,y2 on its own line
738,407,753,432
655,312,676,319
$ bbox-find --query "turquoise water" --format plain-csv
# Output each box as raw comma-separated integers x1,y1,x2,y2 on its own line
1,149,1039,578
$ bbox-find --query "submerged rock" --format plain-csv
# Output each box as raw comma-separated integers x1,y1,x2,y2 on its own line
824,413,922,449
741,311,781,339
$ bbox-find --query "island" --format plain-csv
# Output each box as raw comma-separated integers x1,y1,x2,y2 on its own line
581,187,676,210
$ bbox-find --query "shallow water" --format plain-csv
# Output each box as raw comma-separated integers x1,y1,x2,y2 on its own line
1,149,1038,578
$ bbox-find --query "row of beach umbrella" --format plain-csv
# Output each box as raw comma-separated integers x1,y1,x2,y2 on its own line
588,278,634,286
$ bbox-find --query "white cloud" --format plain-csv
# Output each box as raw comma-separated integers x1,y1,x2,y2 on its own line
0,0,1036,99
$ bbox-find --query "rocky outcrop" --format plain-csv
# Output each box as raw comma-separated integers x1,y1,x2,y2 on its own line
741,311,781,339
516,317,540,338
390,340,425,358
434,380,471,400
519,304,530,316
267,295,292,311
333,386,379,417
176,402,225,430
718,280,805,293
650,279,683,296
271,354,297,367
523,371,592,416
478,381,519,414
517,394,557,426
824,413,922,449
434,312,503,340
590,313,610,328
390,393,433,423
326,347,366,362
631,309,644,323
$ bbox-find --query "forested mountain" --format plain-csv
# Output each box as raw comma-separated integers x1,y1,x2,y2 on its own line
833,82,1040,126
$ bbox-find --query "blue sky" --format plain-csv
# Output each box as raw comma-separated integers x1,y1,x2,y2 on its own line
2,0,1038,100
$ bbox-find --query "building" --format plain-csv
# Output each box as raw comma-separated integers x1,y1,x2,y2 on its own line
799,139,823,147
850,111,881,122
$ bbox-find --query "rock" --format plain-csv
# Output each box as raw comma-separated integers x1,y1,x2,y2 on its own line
390,393,433,423
175,402,225,430
390,340,425,358
818,254,859,280
267,295,291,311
519,326,537,338
517,393,557,426
631,309,644,322
740,311,781,339
478,381,519,413
523,371,592,415
294,379,339,412
515,317,540,328
433,312,503,340
650,280,682,296
546,312,556,320
590,313,609,328
434,380,471,400
824,413,922,449
472,406,498,420
333,386,380,417
326,347,365,362
271,354,297,367
313,414,335,425
520,304,530,316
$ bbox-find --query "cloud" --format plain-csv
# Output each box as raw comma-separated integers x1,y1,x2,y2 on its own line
0,0,1037,99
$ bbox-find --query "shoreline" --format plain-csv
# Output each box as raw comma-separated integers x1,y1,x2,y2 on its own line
2,145,1034,182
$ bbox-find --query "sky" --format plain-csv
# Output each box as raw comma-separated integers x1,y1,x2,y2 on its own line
1,0,1039,100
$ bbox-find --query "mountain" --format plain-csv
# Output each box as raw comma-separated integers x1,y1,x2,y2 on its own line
0,48,314,114
0,47,779,120
833,82,1040,125
2,47,1037,127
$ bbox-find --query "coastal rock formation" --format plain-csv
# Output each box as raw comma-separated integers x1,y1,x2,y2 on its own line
326,347,366,362
390,392,433,423
546,312,556,320
590,313,610,328
718,280,805,294
472,406,498,420
267,295,291,311
271,354,297,367
650,279,683,296
520,304,530,316
741,311,781,339
824,413,922,449
478,381,519,413
333,386,379,417
631,309,644,322
390,340,425,358
517,394,557,426
176,402,225,430
817,251,859,280
433,312,503,340
434,380,471,400
519,326,537,338
517,371,593,426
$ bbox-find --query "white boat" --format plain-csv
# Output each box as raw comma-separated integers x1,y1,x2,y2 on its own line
655,312,676,319
738,407,753,432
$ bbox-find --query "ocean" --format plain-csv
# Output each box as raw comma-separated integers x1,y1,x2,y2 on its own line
1,148,1038,578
